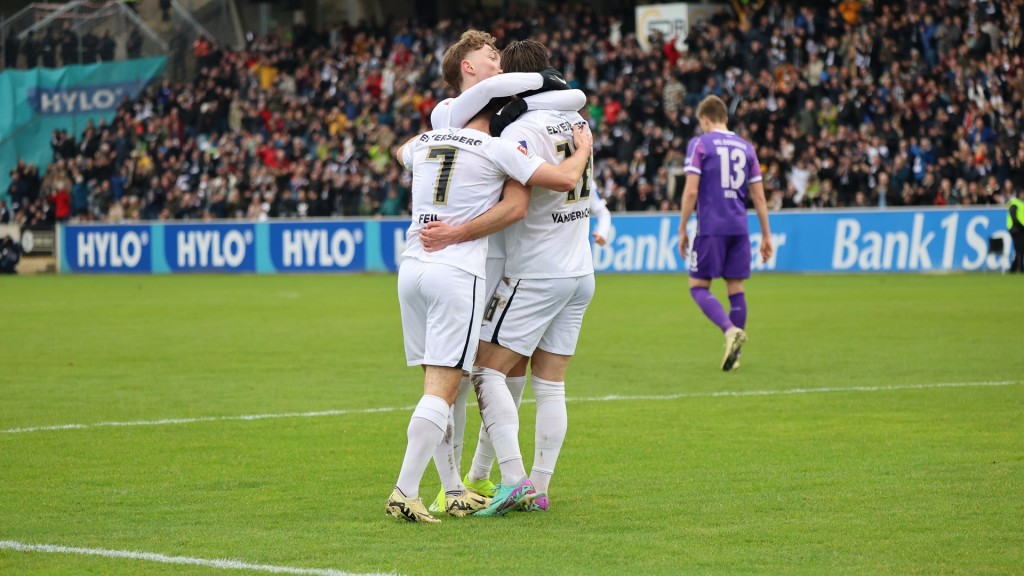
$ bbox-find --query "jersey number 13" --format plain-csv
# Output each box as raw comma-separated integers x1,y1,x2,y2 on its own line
715,146,746,191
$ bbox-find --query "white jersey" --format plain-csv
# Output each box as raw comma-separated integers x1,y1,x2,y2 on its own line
490,182,608,264
401,127,544,278
430,74,587,274
501,109,595,279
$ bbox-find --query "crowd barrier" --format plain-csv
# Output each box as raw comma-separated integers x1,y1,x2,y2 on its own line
57,207,1011,274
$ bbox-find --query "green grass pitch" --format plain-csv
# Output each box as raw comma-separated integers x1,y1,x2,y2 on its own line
1,273,1022,575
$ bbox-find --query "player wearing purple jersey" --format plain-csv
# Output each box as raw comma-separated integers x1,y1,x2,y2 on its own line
678,96,773,371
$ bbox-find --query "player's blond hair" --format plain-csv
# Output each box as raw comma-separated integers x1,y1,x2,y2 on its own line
697,95,729,124
441,30,497,92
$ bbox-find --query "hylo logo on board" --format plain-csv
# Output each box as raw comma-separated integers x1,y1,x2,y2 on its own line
282,228,364,267
177,229,253,268
30,85,129,114
76,230,148,268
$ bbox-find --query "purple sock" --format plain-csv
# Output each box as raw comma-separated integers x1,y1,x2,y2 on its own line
690,287,733,333
728,292,747,330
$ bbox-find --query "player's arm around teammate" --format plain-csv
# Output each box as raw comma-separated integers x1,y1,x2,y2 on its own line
439,68,583,129
419,123,593,251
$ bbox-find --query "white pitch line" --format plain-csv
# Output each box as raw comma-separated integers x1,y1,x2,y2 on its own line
0,406,415,435
566,380,1023,402
0,540,395,576
2,380,1020,436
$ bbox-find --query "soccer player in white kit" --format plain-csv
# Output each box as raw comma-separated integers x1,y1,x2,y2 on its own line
455,172,611,512
422,30,591,512
385,99,594,523
421,40,600,514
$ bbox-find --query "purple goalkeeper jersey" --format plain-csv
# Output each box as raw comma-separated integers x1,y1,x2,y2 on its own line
684,130,762,236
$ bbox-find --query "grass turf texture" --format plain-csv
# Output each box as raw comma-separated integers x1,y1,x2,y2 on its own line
1,273,1021,576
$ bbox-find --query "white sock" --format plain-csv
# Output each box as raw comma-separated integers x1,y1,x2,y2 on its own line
508,375,528,408
468,421,496,482
395,395,448,499
468,375,527,482
452,376,473,474
529,375,566,494
432,404,467,495
472,366,526,484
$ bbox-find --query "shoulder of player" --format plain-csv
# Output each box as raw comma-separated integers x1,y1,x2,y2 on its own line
497,117,533,140
735,135,759,156
563,110,586,122
516,108,573,123
485,134,524,150
507,109,577,136
429,101,453,128
537,108,578,122
505,109,546,127
485,136,533,160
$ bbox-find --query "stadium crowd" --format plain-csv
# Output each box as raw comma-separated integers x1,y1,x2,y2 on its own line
4,0,1023,230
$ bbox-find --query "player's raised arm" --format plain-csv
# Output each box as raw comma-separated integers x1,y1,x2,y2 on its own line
524,123,593,192
491,89,589,137
442,72,550,129
419,180,530,252
522,88,587,113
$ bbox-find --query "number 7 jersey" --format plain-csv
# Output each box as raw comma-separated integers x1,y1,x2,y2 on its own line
684,129,762,237
501,109,596,279
400,127,544,278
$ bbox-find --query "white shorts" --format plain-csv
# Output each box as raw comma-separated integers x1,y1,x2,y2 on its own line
479,274,595,357
485,256,505,303
398,258,484,369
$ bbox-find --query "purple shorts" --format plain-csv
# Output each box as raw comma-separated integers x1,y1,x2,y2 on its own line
688,234,751,280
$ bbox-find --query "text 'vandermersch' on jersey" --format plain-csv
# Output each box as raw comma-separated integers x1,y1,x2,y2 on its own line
684,129,762,237
401,127,544,278
501,109,596,279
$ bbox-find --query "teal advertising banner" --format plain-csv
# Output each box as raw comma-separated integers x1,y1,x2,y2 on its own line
0,57,167,202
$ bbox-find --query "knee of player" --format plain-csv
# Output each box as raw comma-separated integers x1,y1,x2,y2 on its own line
531,376,565,399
